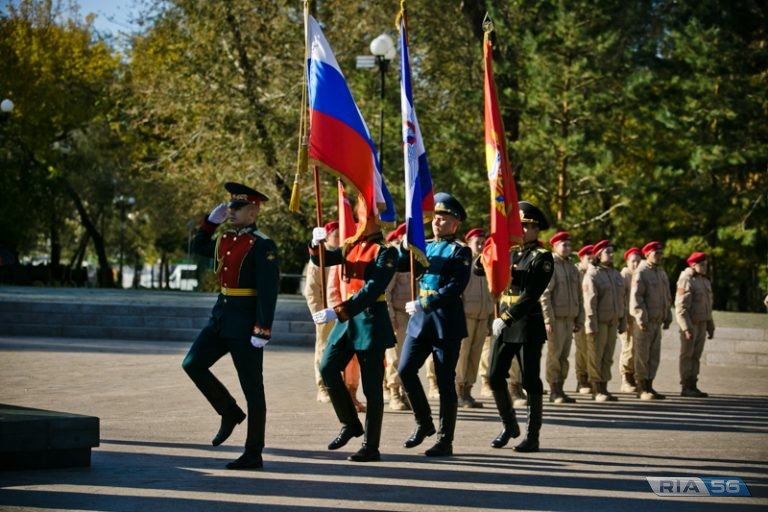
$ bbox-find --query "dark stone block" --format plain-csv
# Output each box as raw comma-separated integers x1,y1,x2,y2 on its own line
0,404,99,470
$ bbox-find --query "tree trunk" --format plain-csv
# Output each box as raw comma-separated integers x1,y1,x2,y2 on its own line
60,178,115,288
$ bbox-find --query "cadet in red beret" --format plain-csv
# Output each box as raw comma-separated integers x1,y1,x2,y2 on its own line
686,251,707,266
540,231,582,404
464,228,487,243
386,223,406,243
383,221,411,412
582,239,626,401
577,244,594,259
455,228,493,409
675,251,714,397
548,231,570,247
630,241,672,400
624,247,641,261
642,241,662,256
618,247,643,393
574,243,595,394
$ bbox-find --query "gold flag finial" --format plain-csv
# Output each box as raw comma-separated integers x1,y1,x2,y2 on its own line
482,12,494,34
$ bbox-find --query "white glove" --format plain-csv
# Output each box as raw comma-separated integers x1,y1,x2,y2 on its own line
311,227,327,247
250,336,270,348
312,308,337,324
207,203,228,224
405,300,422,316
492,318,507,337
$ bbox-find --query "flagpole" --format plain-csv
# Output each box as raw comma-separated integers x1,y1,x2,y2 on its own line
313,164,327,309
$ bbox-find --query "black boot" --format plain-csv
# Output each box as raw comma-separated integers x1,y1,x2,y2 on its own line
425,403,456,457
404,387,436,448
648,379,666,400
326,384,364,449
349,402,382,462
514,393,542,453
212,406,246,446
491,388,520,448
348,444,381,462
225,448,263,470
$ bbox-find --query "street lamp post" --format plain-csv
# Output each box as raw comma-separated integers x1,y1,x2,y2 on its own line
1,98,13,125
357,33,396,173
113,195,135,288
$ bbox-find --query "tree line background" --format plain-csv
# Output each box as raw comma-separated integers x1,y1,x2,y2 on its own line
0,0,766,311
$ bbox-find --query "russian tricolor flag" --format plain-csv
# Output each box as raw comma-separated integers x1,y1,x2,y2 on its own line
306,16,395,238
399,18,433,265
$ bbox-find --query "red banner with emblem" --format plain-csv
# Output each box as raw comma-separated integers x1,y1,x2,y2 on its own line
481,30,523,298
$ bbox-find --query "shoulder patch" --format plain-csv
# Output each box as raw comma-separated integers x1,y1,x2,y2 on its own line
543,261,553,273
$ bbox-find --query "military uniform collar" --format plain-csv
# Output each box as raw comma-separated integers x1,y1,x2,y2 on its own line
434,234,457,242
523,240,540,250
228,223,258,235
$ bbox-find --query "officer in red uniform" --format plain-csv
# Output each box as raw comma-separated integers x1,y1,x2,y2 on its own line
310,215,398,462
182,182,279,470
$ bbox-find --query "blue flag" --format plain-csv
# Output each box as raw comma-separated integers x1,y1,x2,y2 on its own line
399,18,433,265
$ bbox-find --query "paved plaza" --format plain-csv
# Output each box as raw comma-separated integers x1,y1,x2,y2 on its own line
0,328,766,511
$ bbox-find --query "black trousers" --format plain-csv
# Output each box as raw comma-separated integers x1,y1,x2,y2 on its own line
320,336,385,448
182,325,266,450
488,338,544,396
398,329,462,421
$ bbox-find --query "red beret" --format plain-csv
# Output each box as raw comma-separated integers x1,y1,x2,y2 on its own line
578,244,594,258
464,228,487,242
642,241,663,256
624,247,641,261
386,223,406,242
549,231,571,246
593,239,612,255
324,221,339,234
687,251,707,266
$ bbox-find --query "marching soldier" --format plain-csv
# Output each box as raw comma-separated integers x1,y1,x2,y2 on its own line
456,228,495,408
582,240,626,401
397,192,472,457
304,221,341,403
310,214,398,462
540,231,583,404
182,182,279,470
675,251,715,397
485,201,554,452
573,244,594,394
384,223,411,411
619,247,642,393
630,241,673,400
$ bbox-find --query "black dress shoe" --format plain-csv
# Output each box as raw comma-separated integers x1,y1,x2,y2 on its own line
491,423,521,448
403,423,436,448
212,408,246,446
513,436,540,453
225,451,263,470
424,439,453,457
328,423,364,450
348,445,381,462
